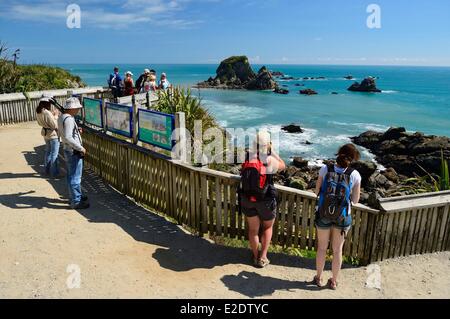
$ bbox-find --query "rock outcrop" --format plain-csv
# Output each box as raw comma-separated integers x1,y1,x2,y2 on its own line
196,56,279,91
246,66,278,90
300,89,318,95
347,77,382,93
282,124,304,133
351,127,450,177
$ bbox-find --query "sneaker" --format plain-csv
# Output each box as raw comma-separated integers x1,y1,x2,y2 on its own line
81,195,89,202
72,201,90,210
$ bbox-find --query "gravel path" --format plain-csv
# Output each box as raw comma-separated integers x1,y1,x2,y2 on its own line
0,123,449,299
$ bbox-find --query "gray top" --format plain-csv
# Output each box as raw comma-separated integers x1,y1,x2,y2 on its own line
57,114,83,152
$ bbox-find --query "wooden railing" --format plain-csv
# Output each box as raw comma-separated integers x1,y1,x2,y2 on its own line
82,127,450,265
0,87,109,125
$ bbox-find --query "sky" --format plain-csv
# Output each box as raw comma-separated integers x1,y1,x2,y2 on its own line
0,0,449,66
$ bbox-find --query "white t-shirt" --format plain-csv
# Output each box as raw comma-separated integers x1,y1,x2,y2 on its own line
319,164,361,200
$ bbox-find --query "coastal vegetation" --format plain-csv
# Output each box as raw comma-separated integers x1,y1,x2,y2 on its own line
0,42,85,94
154,86,217,133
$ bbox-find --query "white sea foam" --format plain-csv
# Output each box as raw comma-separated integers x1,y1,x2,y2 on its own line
329,121,389,132
202,99,271,121
382,90,398,94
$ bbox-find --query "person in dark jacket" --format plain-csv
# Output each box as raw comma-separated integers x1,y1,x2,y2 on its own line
135,69,151,93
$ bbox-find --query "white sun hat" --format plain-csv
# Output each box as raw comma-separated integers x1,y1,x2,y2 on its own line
39,93,53,103
126,71,134,76
144,68,150,74
64,97,83,110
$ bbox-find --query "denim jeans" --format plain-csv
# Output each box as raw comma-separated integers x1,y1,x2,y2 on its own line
44,138,60,177
64,150,83,207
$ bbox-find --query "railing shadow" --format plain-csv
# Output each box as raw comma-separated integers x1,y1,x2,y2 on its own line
21,145,349,296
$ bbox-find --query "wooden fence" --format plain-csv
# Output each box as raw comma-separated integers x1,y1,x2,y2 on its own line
0,87,109,125
82,127,450,265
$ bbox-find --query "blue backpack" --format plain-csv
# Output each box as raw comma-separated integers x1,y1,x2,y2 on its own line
318,164,354,223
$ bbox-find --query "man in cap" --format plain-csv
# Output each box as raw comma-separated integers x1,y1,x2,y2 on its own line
108,66,123,100
135,68,151,94
57,97,89,209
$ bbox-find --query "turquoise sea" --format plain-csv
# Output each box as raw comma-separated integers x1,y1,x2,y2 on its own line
59,64,450,163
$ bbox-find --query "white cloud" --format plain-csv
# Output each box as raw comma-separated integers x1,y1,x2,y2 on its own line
0,0,208,30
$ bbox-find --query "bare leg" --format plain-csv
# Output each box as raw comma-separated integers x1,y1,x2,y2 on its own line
247,216,261,260
260,219,275,261
331,227,346,285
316,228,331,281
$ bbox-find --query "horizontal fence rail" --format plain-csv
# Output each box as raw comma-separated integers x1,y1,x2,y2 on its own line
82,127,450,265
0,87,110,125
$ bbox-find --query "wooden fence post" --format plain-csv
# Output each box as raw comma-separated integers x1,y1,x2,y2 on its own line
132,95,138,144
146,92,150,109
175,112,187,163
101,98,107,133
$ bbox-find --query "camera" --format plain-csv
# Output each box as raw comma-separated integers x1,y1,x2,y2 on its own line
73,150,85,159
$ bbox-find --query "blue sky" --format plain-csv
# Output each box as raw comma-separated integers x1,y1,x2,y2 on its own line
0,0,449,65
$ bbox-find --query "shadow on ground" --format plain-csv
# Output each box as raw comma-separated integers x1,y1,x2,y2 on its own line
220,271,323,297
12,145,354,296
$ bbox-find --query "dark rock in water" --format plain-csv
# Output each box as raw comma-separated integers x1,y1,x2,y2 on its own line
282,84,289,88
331,92,338,95
347,77,382,92
350,161,377,187
317,76,326,80
282,124,304,133
344,75,354,80
246,66,278,90
280,76,296,81
383,127,407,140
197,56,279,91
300,89,318,95
295,83,304,87
351,127,450,177
303,77,310,80
304,141,313,145
271,71,285,77
274,87,289,95
292,157,309,169
216,56,255,84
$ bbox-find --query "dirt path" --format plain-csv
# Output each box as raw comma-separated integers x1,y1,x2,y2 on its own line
0,122,449,299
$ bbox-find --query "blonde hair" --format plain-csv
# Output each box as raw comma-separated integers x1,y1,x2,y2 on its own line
252,130,271,154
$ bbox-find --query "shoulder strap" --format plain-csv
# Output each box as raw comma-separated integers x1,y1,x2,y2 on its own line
344,167,355,176
327,163,335,173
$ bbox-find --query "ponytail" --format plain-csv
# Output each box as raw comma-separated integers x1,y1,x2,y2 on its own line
336,144,361,168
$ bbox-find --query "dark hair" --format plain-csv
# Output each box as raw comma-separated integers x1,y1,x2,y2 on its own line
336,144,361,168
36,101,51,114
114,67,119,72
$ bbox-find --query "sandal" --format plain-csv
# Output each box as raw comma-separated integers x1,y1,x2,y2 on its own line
257,258,270,268
327,278,338,290
313,275,323,288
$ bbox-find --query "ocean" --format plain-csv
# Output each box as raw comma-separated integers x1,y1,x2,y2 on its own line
59,64,450,163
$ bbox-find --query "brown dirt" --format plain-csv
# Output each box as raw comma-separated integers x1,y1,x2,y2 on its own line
0,122,449,299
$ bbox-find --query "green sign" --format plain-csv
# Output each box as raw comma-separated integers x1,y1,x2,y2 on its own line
138,109,174,151
106,103,133,138
83,98,103,128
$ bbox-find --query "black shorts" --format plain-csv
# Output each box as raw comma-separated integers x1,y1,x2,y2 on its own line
241,196,277,221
